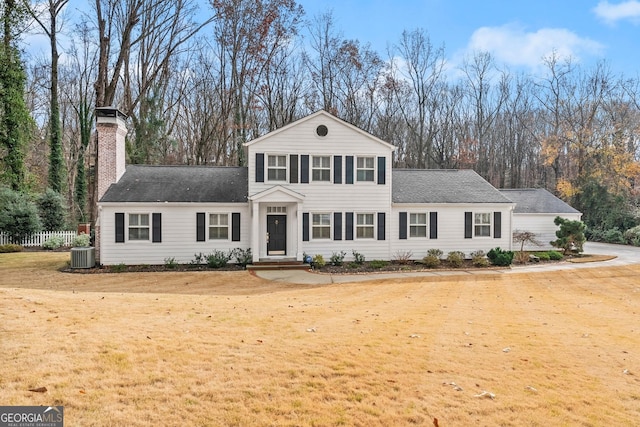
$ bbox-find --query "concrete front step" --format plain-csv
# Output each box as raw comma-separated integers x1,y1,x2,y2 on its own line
247,259,310,271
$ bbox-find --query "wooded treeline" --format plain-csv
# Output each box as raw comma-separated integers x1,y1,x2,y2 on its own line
3,0,640,237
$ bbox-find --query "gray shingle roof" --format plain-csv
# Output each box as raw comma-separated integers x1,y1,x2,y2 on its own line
500,188,580,214
100,165,248,203
392,169,513,204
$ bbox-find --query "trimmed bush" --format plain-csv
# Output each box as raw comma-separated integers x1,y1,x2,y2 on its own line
206,250,232,268
446,251,465,268
72,233,90,247
534,252,551,261
330,251,346,266
487,247,514,266
547,250,563,261
312,254,326,268
43,235,65,250
470,250,489,267
422,254,440,268
0,244,23,253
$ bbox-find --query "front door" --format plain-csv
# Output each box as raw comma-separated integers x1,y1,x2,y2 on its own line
267,215,287,255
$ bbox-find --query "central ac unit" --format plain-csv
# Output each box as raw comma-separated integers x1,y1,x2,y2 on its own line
71,247,95,269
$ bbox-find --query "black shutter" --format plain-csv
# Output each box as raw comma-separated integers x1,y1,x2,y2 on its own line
302,213,309,241
334,155,342,184
464,212,473,239
232,213,241,242
290,154,298,183
301,155,309,183
399,212,407,240
115,213,125,243
494,212,502,239
377,212,386,240
345,156,354,184
334,212,342,240
255,153,264,183
345,212,354,240
197,212,206,242
152,213,162,243
377,157,386,185
430,212,438,239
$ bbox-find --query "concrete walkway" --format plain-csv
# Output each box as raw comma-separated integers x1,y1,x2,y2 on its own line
254,242,640,285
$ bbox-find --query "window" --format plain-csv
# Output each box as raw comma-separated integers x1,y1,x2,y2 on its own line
312,156,331,181
312,213,331,239
267,206,287,214
128,213,149,240
356,213,374,238
356,157,375,181
410,213,427,237
209,213,229,239
267,155,287,181
474,213,491,237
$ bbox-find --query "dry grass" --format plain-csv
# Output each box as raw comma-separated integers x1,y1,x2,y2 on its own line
1,252,640,426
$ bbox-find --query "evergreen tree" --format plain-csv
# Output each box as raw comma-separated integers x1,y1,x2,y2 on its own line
38,188,67,230
0,0,32,191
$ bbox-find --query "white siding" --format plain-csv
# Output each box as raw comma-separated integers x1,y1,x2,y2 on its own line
512,213,582,251
390,204,514,259
99,203,250,265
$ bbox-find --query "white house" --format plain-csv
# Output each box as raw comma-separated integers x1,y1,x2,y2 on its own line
95,108,578,265
500,188,582,251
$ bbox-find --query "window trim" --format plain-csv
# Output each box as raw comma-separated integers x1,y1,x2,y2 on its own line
311,213,331,240
356,156,375,182
209,213,230,240
267,154,287,182
311,155,331,182
474,212,492,237
128,213,150,241
409,212,428,238
356,213,375,239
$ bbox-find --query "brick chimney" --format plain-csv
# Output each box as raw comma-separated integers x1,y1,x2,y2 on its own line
95,107,127,201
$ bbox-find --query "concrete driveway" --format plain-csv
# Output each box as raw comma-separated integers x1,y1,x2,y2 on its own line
254,241,640,285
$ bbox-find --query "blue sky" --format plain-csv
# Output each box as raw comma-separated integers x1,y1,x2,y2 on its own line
298,0,640,76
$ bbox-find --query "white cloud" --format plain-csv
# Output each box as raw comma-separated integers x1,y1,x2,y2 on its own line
464,24,604,70
593,1,640,24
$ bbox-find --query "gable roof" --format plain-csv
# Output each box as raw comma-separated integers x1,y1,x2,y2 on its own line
392,169,514,204
500,188,580,214
99,165,248,203
244,110,396,151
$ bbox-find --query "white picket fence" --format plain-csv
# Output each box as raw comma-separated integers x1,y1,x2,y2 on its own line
0,231,77,247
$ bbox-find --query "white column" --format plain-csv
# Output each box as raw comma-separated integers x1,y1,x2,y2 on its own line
251,201,261,262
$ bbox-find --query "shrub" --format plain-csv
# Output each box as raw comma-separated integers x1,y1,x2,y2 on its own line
0,244,23,253
547,250,563,261
603,227,625,244
534,252,551,261
312,254,326,268
206,250,232,268
624,225,640,245
43,235,65,250
111,263,126,273
470,250,489,267
427,248,443,258
330,250,346,266
422,254,440,268
487,247,514,266
164,257,178,269
352,250,365,265
0,187,42,244
392,250,413,264
191,253,206,265
72,233,90,247
37,188,67,231
369,260,388,269
233,248,252,268
446,251,465,268
514,251,530,264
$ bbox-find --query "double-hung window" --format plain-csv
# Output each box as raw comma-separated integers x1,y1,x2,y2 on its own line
356,157,375,182
356,213,374,238
209,213,229,240
474,213,491,237
312,156,331,181
410,213,427,238
312,213,331,239
267,155,287,181
128,213,149,240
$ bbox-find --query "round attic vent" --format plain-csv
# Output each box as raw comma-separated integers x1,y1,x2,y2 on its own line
316,124,328,137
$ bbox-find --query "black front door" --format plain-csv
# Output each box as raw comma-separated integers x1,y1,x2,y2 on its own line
267,215,287,255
